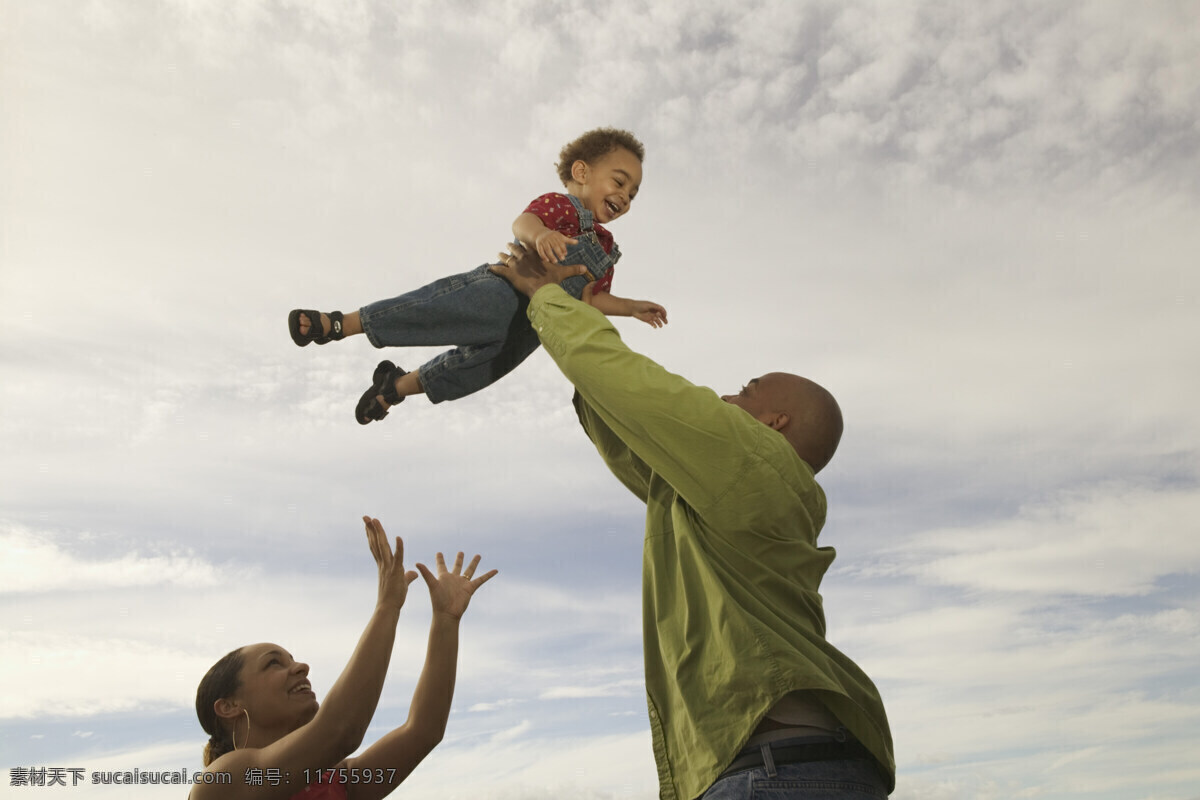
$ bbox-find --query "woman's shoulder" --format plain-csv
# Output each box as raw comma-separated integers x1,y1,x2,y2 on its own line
188,750,251,799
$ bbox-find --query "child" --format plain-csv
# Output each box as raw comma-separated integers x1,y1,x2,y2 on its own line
288,127,667,425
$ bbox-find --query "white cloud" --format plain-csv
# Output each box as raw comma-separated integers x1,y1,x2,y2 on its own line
896,484,1200,597
0,527,224,594
540,679,643,700
400,730,658,800
0,530,640,726
467,698,519,713
0,633,210,718
489,719,532,743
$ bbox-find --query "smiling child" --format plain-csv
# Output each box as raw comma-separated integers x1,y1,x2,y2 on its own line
287,127,666,425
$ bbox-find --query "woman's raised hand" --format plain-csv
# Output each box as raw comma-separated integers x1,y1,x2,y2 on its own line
417,552,498,621
364,516,419,611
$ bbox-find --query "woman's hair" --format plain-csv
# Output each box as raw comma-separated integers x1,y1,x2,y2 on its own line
196,647,245,766
556,128,645,187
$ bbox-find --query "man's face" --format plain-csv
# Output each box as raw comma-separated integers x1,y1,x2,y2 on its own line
722,372,843,471
721,376,776,423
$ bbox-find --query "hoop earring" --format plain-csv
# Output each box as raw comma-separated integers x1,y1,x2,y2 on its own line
231,708,250,751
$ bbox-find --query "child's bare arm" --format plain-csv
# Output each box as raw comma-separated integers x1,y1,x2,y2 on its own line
586,290,668,329
513,213,578,264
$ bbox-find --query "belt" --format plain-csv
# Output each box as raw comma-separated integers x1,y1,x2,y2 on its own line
718,737,875,780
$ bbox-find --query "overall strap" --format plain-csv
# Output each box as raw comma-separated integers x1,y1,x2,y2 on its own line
563,191,620,268
564,193,595,233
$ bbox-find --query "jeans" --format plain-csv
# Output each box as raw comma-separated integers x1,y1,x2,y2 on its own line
699,756,888,800
357,194,618,404
358,264,538,403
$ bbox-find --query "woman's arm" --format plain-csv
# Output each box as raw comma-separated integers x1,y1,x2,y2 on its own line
342,552,497,800
193,518,417,800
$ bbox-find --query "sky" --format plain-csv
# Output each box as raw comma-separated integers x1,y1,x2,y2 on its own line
2,1,1198,798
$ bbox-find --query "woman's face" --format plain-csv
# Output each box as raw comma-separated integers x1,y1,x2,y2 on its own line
230,642,318,731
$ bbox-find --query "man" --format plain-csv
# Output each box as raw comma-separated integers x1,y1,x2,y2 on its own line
492,247,895,799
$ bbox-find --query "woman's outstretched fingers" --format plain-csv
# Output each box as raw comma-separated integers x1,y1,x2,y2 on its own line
372,518,395,568
364,516,388,566
470,562,498,590
418,552,498,619
365,517,416,610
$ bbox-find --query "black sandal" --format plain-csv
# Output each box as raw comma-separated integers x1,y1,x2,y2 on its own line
288,309,344,347
355,360,407,425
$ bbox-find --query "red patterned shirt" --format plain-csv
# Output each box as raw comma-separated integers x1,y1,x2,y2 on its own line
523,192,615,294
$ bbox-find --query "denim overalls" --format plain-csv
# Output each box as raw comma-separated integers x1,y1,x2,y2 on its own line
358,194,619,403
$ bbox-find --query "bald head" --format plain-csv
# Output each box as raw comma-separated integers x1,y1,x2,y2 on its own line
721,372,843,473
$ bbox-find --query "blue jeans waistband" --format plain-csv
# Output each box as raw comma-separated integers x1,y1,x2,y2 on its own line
718,736,874,781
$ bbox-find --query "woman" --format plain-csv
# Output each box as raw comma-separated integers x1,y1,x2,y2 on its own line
192,516,496,799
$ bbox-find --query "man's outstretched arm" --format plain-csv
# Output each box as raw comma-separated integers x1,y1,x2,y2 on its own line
491,247,784,516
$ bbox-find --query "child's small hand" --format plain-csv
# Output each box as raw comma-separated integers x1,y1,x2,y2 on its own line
535,229,579,263
631,301,668,329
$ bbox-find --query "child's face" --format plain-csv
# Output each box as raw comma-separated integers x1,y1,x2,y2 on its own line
571,147,642,225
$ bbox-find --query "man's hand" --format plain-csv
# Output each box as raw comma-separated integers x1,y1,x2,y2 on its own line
491,242,589,298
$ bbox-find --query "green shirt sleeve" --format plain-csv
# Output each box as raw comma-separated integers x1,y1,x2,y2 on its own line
529,285,791,519
571,389,653,503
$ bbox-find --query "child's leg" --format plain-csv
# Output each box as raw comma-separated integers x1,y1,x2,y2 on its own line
415,325,541,403
360,316,541,419
349,264,538,422
356,360,419,425
358,265,522,349
391,369,423,398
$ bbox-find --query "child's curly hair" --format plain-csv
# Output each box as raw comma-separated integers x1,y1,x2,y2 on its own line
556,128,645,187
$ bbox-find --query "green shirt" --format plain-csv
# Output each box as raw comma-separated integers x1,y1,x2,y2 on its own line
528,286,895,800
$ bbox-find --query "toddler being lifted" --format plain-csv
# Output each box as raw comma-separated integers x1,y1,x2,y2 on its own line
287,127,666,424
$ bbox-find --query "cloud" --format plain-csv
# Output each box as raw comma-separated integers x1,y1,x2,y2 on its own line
489,719,532,743
0,527,225,594
0,633,210,718
893,483,1200,597
466,698,518,713
0,526,641,726
539,679,643,700
40,0,1199,201
399,729,658,800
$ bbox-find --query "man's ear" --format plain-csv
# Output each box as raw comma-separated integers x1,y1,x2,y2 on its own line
570,159,589,184
766,412,789,431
